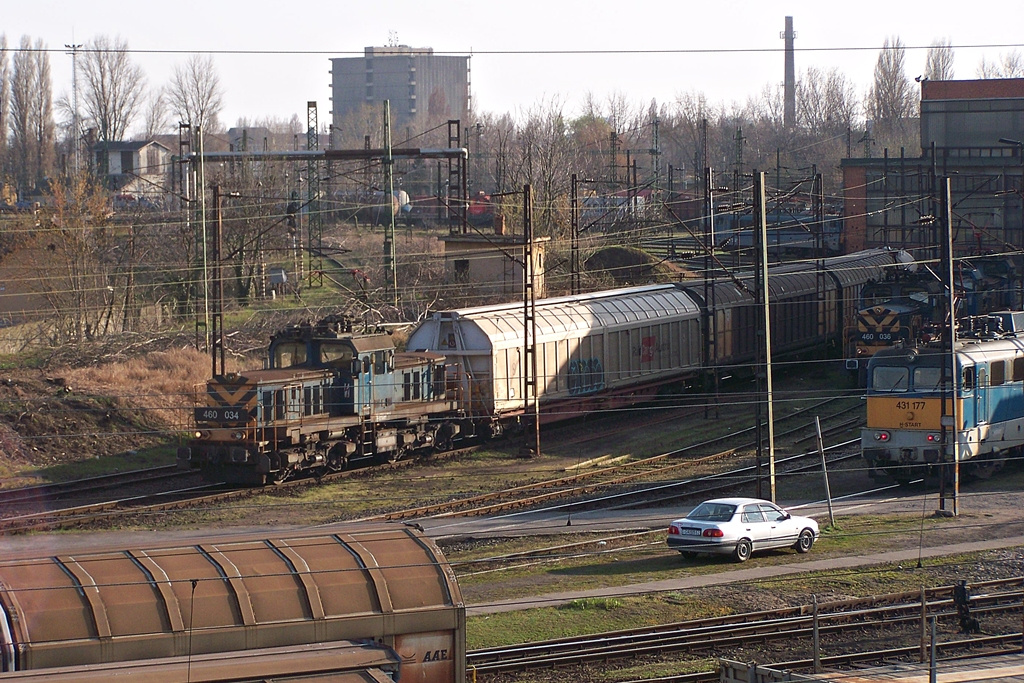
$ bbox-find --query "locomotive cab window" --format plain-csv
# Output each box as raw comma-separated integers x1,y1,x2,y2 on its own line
990,360,1006,386
374,351,391,375
273,342,307,368
1014,357,1024,382
913,367,946,392
872,366,908,392
962,366,975,392
321,342,354,366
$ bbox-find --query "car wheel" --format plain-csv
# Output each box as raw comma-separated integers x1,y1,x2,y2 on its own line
795,529,814,554
678,550,696,559
732,539,752,562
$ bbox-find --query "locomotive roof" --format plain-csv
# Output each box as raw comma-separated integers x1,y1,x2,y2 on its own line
211,367,334,384
270,317,395,354
868,334,1024,367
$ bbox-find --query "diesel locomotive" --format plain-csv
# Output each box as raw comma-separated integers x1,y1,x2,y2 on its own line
179,315,462,485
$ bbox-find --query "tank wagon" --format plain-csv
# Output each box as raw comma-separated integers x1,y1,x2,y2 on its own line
862,314,1024,484
0,524,465,683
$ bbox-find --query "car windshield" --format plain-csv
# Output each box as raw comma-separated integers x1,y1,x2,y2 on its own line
686,502,737,522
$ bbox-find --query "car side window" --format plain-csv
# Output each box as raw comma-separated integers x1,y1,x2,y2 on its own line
740,506,766,523
759,504,787,522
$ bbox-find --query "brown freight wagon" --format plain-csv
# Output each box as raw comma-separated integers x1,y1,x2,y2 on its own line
0,640,401,682
0,524,465,683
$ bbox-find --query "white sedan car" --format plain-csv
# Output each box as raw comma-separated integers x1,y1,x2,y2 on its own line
666,497,819,562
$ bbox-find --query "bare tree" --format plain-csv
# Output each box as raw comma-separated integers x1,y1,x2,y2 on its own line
797,66,858,136
166,54,224,133
0,36,9,180
10,36,54,193
866,36,917,139
141,90,171,138
924,39,955,81
26,175,116,341
80,35,146,142
977,50,1024,78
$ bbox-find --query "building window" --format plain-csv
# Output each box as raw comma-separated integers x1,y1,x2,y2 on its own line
454,259,470,282
120,151,134,174
146,147,160,174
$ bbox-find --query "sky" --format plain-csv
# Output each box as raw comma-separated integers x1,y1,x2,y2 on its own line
6,0,1024,134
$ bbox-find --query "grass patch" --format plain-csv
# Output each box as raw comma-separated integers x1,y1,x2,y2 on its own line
449,510,1012,607
28,444,178,481
467,593,732,649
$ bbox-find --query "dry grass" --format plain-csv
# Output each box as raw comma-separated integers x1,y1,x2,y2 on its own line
65,347,239,429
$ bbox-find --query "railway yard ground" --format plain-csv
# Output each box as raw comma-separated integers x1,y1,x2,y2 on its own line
0,350,1023,682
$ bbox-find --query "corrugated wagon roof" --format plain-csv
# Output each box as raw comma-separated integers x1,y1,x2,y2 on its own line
444,284,701,344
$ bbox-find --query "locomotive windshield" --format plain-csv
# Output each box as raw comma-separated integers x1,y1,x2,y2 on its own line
871,366,908,392
912,367,946,391
320,341,354,365
273,342,308,368
871,364,951,392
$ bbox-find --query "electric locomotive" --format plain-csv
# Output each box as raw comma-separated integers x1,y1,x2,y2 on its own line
861,314,1024,485
178,315,462,485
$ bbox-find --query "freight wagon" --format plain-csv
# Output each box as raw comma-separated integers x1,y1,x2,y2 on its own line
406,284,704,429
0,524,465,683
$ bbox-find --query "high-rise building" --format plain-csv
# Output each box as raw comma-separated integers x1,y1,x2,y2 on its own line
330,46,470,134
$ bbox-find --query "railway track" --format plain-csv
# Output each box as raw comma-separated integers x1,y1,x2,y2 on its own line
0,446,479,534
365,405,863,523
0,395,864,532
0,464,190,507
466,577,1024,677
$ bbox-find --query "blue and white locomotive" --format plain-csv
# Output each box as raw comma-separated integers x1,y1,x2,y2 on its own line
862,313,1024,484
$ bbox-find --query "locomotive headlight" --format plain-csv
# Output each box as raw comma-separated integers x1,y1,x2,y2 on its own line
232,431,245,441
874,431,890,442
194,430,209,440
926,433,941,442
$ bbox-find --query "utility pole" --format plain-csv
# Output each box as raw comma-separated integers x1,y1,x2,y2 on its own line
703,166,719,419
65,43,82,175
307,102,323,288
651,114,661,206
522,184,540,458
754,172,776,501
211,186,224,378
939,177,959,516
383,101,398,308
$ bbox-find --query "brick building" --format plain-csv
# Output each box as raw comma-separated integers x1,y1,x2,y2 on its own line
841,79,1024,257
